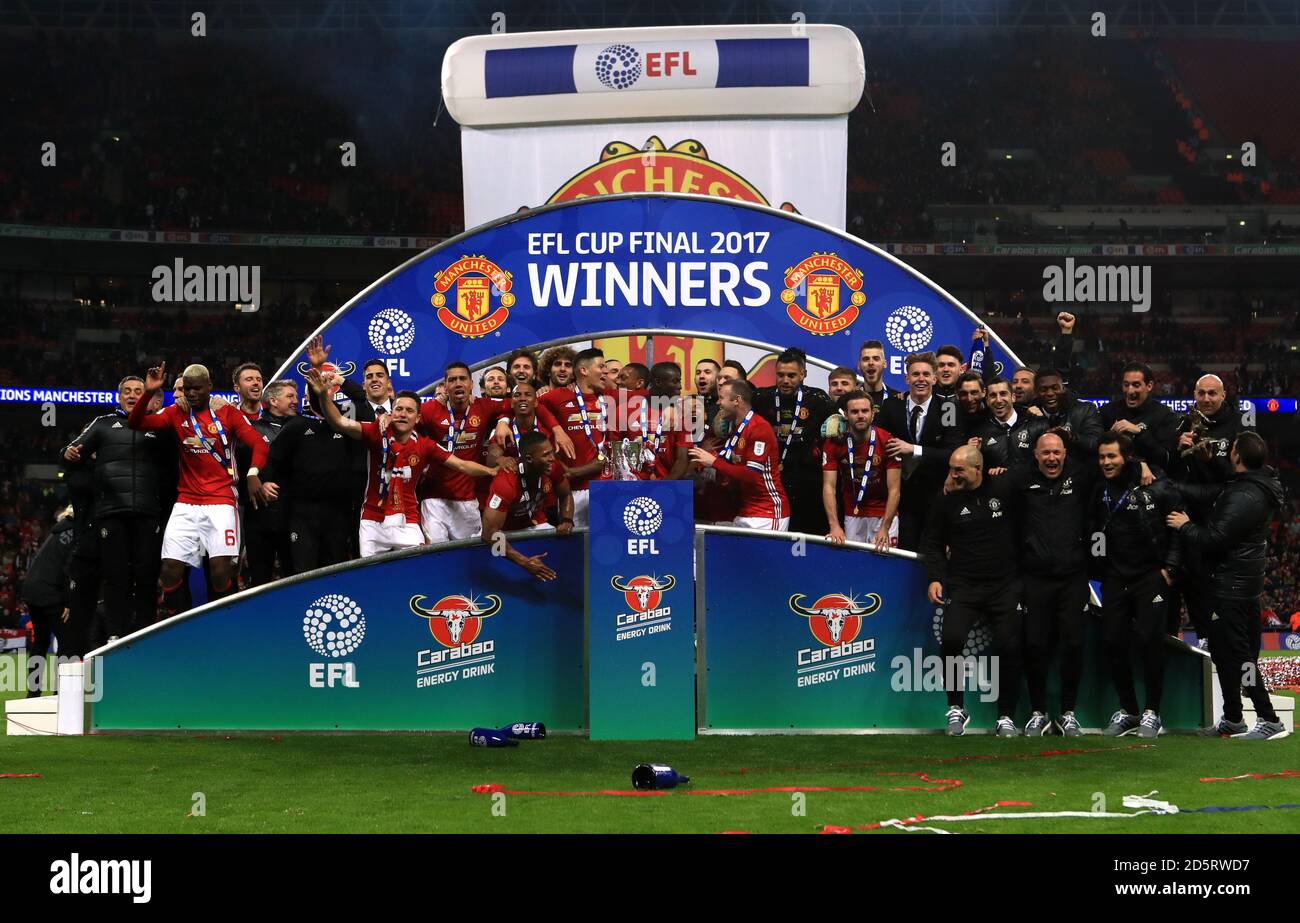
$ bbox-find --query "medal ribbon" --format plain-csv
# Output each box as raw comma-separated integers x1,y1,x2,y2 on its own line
189,408,235,483
720,410,754,463
444,402,469,453
775,387,804,463
845,426,879,516
573,385,607,460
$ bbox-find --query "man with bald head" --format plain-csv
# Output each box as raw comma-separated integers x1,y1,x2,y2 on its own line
919,444,1024,737
1005,431,1096,736
1169,373,1253,643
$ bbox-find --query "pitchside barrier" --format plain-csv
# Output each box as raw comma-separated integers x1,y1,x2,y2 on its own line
85,481,1208,735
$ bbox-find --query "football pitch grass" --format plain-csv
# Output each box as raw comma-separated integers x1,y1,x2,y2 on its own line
3,690,1296,834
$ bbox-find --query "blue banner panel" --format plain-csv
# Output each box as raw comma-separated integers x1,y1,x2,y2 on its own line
701,531,1206,731
273,194,1019,402
588,481,695,740
92,537,585,731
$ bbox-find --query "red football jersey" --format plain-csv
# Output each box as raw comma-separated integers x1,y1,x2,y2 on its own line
127,400,268,507
359,422,450,523
538,386,608,490
711,413,788,521
822,425,899,517
417,396,512,502
642,405,687,480
482,460,567,530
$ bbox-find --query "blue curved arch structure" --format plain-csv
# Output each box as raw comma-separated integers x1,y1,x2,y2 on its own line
273,193,1022,392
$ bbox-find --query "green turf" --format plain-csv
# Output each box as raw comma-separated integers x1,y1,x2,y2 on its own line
3,654,1297,833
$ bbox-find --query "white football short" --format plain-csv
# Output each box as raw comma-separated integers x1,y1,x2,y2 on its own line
359,515,424,557
732,515,790,532
419,498,482,544
161,502,241,567
844,516,898,544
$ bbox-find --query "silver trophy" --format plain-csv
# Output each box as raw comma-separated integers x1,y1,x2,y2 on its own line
608,438,645,481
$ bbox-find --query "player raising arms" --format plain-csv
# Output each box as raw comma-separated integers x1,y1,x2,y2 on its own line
127,362,270,611
305,369,498,556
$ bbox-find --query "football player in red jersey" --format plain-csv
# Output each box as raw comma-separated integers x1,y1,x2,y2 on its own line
641,362,690,480
127,362,270,610
481,432,573,582
538,347,610,527
416,361,571,544
822,391,900,549
306,370,498,556
688,378,790,530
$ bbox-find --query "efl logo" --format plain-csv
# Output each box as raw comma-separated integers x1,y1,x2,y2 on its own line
590,42,706,92
623,496,662,555
883,305,935,376
368,307,415,377
789,592,882,688
304,594,365,689
612,574,676,642
431,255,515,338
409,593,502,688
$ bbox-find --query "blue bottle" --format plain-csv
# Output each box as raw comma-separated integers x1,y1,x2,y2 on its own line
632,763,690,790
469,727,518,748
501,722,546,740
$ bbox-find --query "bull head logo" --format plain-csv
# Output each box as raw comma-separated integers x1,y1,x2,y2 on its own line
611,574,676,613
409,593,501,647
788,592,882,645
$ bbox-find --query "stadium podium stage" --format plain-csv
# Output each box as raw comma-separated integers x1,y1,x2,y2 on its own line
77,482,1210,736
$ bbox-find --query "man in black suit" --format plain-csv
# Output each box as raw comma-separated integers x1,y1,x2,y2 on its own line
878,352,964,551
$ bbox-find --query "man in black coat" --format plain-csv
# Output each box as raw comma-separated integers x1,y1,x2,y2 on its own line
1005,433,1095,736
236,379,297,586
970,378,1049,475
1168,432,1288,740
1098,362,1181,472
753,347,836,536
919,445,1023,736
878,351,964,551
1090,432,1185,739
61,376,167,638
1032,367,1104,466
19,510,75,696
1168,373,1253,642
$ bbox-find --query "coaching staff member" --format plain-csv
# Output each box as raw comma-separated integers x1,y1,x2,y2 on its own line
61,375,167,638
1008,432,1094,737
920,445,1023,738
879,352,963,551
1168,432,1288,740
1090,432,1184,739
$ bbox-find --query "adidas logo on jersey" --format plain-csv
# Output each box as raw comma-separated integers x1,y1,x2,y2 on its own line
1152,594,1163,603
111,421,123,429
959,506,971,515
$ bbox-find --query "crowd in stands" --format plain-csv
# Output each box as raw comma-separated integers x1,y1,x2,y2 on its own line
4,31,1300,244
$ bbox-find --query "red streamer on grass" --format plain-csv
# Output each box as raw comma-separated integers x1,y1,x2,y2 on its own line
1198,769,1300,783
837,800,1035,833
472,772,962,798
0,773,40,779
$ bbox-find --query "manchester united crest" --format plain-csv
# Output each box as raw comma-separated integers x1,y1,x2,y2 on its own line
545,136,800,214
780,252,867,336
431,255,514,338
